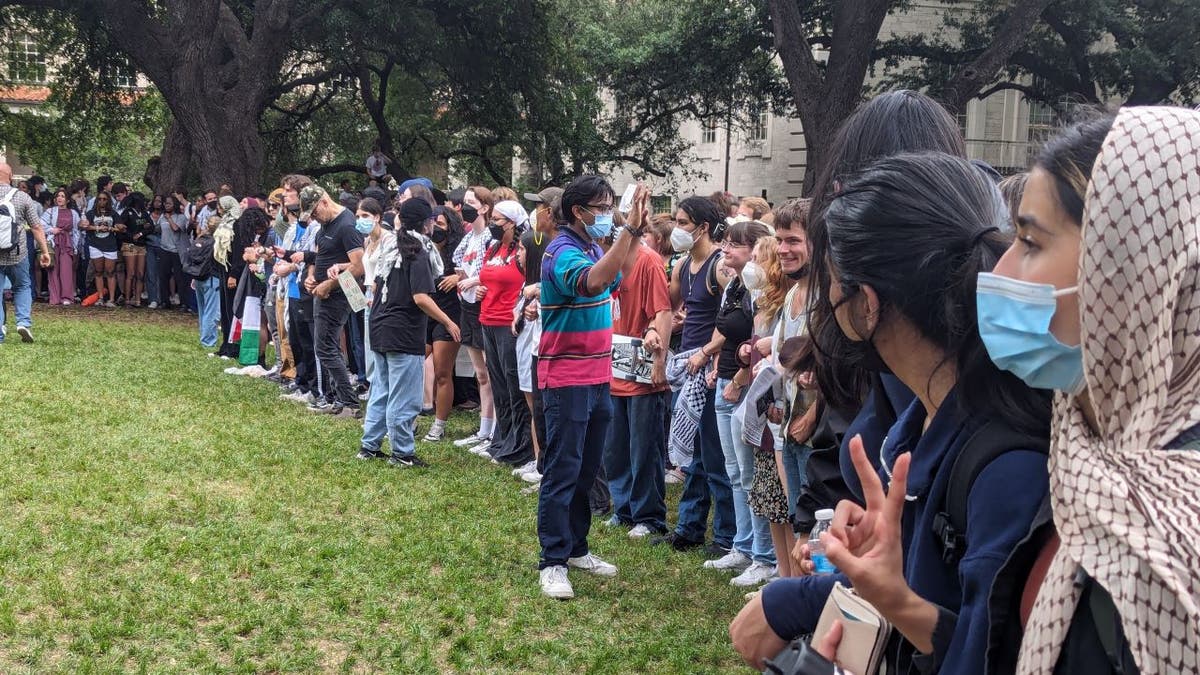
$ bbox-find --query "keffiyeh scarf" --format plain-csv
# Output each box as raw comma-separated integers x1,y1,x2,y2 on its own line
1018,106,1200,673
667,348,712,468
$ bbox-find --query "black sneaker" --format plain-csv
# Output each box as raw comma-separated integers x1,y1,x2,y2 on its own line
650,531,704,551
704,542,732,558
388,454,428,468
356,448,385,460
419,406,434,417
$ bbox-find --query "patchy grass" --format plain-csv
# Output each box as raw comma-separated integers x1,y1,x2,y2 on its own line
0,306,747,672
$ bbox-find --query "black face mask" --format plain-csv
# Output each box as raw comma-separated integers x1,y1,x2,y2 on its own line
431,228,448,244
835,295,892,375
787,263,810,280
207,201,218,210
488,224,506,241
286,204,301,216
461,205,479,223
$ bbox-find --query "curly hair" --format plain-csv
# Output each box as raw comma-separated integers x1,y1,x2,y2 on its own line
751,236,787,330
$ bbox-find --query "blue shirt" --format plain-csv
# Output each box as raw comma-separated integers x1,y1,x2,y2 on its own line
761,386,1048,674
287,223,307,300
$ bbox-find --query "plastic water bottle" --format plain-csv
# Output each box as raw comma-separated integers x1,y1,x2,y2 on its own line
809,508,838,575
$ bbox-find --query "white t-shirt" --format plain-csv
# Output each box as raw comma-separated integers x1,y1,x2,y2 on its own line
365,153,386,178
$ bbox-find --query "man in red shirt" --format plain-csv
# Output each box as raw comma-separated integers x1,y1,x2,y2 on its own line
603,226,673,538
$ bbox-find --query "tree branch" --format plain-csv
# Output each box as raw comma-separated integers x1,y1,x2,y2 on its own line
938,0,1055,111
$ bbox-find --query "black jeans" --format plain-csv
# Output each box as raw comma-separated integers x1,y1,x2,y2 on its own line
314,291,357,407
219,276,236,356
482,324,533,466
159,249,188,308
289,295,317,395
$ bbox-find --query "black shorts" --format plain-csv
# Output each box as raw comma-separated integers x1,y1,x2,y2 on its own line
427,291,462,344
459,301,484,350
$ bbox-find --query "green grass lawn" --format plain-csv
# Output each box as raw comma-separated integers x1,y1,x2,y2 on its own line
0,306,747,673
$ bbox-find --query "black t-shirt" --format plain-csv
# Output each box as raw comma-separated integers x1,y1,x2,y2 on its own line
521,229,549,286
715,278,754,380
313,208,365,291
370,257,435,355
120,208,153,247
85,209,120,252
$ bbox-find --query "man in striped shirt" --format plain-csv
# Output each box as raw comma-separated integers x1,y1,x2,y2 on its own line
535,175,645,600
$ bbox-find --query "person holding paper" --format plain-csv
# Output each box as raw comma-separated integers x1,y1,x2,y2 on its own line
298,184,365,417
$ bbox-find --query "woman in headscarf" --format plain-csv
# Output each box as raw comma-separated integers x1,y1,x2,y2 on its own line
973,106,1200,673
213,195,243,357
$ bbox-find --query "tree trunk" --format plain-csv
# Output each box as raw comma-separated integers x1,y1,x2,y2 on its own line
143,118,192,194
768,0,892,194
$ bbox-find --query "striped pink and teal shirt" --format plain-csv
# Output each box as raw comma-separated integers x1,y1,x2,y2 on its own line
538,228,620,388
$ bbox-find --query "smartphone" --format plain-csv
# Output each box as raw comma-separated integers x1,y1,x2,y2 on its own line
619,183,638,214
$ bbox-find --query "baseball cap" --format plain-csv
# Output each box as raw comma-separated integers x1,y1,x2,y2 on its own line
298,184,328,222
524,186,563,205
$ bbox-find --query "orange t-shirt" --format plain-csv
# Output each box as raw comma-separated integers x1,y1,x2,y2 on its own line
611,245,672,397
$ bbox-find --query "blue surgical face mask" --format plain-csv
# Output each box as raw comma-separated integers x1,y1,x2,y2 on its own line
355,218,375,234
976,272,1084,394
586,211,614,239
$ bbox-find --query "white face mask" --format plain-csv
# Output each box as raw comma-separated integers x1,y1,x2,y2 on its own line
741,261,766,290
670,226,695,252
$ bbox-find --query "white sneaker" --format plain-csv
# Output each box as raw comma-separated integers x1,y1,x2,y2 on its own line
540,565,573,599
170,294,180,305
511,460,537,477
422,426,446,442
520,481,541,496
730,562,778,587
16,325,33,343
665,468,685,484
703,550,752,573
568,553,617,577
520,470,542,484
148,301,159,309
628,524,654,539
469,440,492,457
453,432,489,448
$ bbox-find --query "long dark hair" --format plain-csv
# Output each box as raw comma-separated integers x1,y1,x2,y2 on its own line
824,152,1050,434
433,205,465,270
807,90,969,410
1033,113,1116,225
233,207,270,253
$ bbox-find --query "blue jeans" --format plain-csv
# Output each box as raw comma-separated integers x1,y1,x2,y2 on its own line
603,391,668,532
717,378,776,564
361,351,423,458
538,383,613,568
194,277,220,348
0,257,33,337
780,439,814,518
675,388,735,548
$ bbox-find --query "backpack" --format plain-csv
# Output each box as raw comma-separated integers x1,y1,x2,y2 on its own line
931,420,1049,566
0,189,20,253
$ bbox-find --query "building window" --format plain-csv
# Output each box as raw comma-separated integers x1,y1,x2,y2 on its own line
956,110,968,138
1027,100,1054,145
700,118,717,145
7,36,46,84
105,57,138,89
748,108,769,143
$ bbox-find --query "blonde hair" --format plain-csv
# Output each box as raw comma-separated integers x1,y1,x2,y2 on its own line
752,237,787,329
492,186,519,203
739,196,771,220
202,215,221,236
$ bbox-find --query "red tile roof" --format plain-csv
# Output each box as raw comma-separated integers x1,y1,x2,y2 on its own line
0,85,51,104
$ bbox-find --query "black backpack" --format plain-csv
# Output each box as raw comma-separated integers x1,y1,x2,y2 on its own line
932,420,1049,566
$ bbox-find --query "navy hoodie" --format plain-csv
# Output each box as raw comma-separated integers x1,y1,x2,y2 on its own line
761,385,1048,674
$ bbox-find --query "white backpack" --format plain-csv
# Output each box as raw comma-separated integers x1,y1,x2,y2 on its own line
0,189,19,253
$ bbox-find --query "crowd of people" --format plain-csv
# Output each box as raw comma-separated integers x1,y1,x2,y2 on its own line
2,89,1198,674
